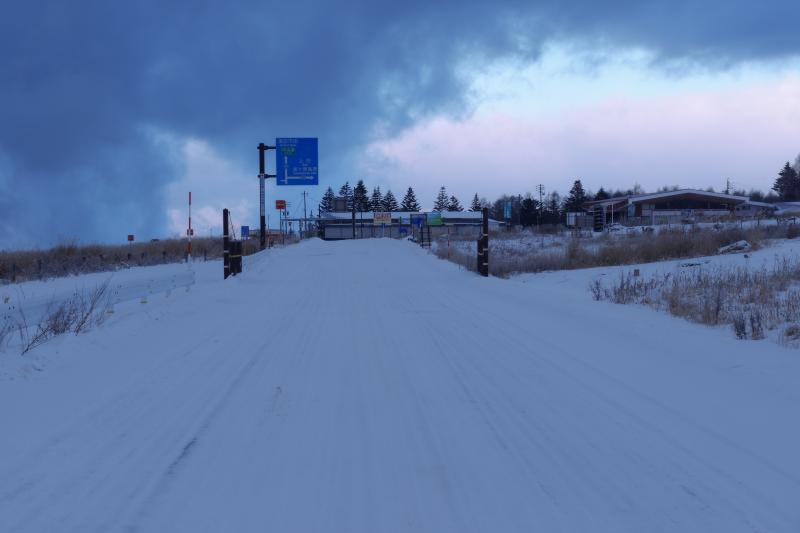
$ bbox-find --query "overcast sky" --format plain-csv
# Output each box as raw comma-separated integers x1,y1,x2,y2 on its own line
2,1,799,247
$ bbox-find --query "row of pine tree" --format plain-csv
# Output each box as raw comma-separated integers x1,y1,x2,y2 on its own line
318,157,799,224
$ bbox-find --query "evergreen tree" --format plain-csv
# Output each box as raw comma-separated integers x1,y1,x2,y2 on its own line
369,186,384,212
319,187,335,213
433,186,449,211
353,180,369,212
564,180,588,212
594,187,610,201
748,189,766,202
544,192,562,224
382,190,399,212
772,161,800,201
519,194,537,226
470,193,481,212
447,195,464,212
400,187,421,211
338,181,353,210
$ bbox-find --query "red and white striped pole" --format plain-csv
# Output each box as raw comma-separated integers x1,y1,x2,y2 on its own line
187,191,193,264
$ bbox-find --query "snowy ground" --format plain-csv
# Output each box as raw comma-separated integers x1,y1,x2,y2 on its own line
1,238,799,532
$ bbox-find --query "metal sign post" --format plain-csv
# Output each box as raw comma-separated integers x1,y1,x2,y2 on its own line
257,143,276,250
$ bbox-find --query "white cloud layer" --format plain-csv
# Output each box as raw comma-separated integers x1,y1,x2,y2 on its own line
364,68,800,207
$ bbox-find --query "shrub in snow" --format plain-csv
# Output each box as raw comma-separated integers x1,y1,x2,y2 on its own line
7,280,111,355
592,257,800,345
781,324,800,346
718,240,751,254
733,315,748,339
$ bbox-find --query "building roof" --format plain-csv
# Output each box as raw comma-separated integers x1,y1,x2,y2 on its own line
773,202,800,215
584,189,749,212
320,211,486,220
628,189,748,204
319,211,503,225
737,200,777,209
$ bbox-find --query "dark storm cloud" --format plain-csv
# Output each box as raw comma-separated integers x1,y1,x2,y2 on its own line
1,0,798,246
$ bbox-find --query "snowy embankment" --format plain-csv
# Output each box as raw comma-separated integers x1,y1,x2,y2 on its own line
1,238,799,532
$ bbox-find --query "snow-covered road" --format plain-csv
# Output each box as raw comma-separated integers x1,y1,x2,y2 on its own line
1,238,799,532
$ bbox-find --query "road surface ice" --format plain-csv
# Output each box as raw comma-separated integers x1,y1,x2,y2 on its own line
1,238,799,532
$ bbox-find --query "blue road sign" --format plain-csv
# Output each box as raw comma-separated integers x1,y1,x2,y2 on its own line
504,201,512,220
276,138,318,186
240,225,250,238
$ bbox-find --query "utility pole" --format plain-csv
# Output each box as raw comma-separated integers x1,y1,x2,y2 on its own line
257,142,276,250
537,184,545,225
302,190,308,239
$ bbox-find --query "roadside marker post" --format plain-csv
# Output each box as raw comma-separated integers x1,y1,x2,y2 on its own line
187,191,193,264
477,207,489,277
223,208,230,279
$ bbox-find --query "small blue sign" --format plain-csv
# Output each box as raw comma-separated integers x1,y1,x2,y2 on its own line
276,138,318,186
504,201,512,220
240,225,250,238
410,214,426,227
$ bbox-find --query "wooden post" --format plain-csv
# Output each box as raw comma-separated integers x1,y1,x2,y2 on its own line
223,208,230,279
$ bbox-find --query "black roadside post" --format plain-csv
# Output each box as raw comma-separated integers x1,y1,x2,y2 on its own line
476,234,482,273
479,207,489,276
223,208,230,279
351,203,356,239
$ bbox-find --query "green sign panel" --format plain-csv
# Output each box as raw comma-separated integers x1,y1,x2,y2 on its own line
427,212,443,226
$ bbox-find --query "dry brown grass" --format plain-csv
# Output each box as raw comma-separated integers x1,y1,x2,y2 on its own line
9,280,113,354
434,225,791,277
0,237,263,284
593,257,800,341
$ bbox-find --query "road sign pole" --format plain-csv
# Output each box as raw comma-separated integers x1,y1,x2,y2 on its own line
258,143,267,250
259,174,265,248
257,142,277,251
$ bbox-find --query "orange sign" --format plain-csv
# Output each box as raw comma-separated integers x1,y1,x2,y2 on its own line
275,200,286,210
